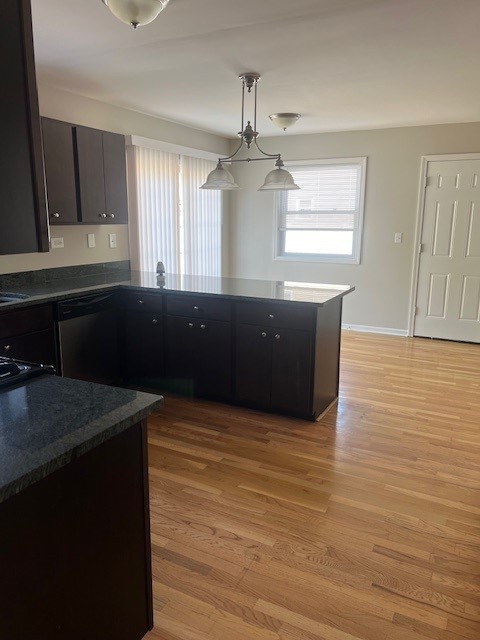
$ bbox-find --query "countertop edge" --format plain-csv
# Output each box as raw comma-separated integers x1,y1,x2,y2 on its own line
0,392,164,506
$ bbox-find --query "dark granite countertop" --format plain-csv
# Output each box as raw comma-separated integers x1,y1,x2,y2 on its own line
0,375,163,504
0,271,354,311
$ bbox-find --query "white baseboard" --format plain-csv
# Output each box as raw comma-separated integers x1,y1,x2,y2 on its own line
342,323,409,337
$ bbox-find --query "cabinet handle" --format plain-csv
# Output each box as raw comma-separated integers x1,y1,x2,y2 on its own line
109,214,115,219
268,314,275,319
200,324,206,330
99,213,108,219
152,318,158,324
4,344,11,351
188,322,194,328
138,299,144,304
51,212,60,219
275,334,281,340
261,332,267,338
193,305,200,311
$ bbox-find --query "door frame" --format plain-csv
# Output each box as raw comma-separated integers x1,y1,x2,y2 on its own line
407,152,480,337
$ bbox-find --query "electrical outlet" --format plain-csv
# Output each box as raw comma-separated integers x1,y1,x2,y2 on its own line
87,233,96,248
394,232,403,244
108,233,117,249
51,237,64,249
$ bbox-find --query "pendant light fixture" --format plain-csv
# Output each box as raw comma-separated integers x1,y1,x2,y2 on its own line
201,73,300,192
101,0,170,29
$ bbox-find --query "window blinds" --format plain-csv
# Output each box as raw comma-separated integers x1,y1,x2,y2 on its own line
128,147,222,276
279,164,361,232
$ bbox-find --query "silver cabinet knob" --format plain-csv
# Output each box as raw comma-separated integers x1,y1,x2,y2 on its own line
268,314,275,319
200,324,206,330
138,299,144,304
188,322,194,328
193,305,200,311
275,334,281,340
99,213,108,219
4,344,11,351
109,213,115,219
152,318,158,324
261,332,267,338
51,212,60,218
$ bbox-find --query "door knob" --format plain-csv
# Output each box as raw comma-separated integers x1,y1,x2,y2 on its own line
152,318,158,324
188,322,194,328
275,334,281,340
261,332,267,338
200,324,206,330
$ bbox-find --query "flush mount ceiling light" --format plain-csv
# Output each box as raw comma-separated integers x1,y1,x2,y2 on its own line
201,73,300,192
101,0,170,29
269,113,301,131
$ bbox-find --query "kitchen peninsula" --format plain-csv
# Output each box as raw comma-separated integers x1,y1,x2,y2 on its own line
0,374,163,640
0,268,354,420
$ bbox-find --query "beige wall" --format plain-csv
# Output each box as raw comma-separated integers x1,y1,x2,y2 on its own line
0,85,229,275
227,122,480,332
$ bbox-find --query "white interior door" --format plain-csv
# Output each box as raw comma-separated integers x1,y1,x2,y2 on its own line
415,159,480,343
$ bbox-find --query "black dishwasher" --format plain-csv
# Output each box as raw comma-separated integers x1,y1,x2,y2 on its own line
57,292,120,385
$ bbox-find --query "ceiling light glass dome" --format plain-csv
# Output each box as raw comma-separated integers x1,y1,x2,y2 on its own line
102,0,170,28
200,162,240,190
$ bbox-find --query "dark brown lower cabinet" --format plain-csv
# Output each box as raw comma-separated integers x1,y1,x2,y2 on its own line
235,324,312,417
0,328,56,367
165,315,232,400
0,421,152,640
0,304,57,368
123,311,164,387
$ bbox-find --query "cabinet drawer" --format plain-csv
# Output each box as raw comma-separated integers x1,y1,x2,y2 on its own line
236,301,314,331
166,294,231,321
120,290,163,313
0,304,54,340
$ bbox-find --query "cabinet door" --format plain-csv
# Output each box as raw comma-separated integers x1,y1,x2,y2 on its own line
75,126,106,223
0,328,57,367
42,118,78,224
196,320,232,401
103,131,128,224
164,315,199,395
235,324,272,409
271,328,312,417
0,0,48,255
123,311,163,387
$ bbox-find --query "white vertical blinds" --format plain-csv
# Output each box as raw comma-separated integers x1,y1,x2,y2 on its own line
181,156,222,277
128,147,222,276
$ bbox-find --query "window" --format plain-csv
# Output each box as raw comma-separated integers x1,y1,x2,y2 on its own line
275,157,366,264
128,146,222,276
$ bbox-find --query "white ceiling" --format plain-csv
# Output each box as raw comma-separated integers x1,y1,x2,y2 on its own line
31,0,480,138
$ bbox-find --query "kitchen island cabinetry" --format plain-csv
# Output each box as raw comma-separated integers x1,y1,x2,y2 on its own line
0,375,162,640
164,294,232,400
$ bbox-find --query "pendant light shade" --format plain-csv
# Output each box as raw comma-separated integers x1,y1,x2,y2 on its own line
200,161,240,191
102,0,170,28
258,165,300,191
269,113,301,131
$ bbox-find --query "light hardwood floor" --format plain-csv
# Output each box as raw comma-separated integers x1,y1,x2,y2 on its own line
146,331,480,640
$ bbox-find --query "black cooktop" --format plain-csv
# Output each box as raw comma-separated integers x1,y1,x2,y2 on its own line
0,357,54,389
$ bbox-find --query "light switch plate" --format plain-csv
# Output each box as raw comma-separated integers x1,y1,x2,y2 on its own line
51,237,64,249
394,232,403,244
87,233,96,248
108,233,117,249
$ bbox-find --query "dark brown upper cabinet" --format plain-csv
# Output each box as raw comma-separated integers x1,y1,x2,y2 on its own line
0,0,49,255
41,118,78,225
75,126,128,224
